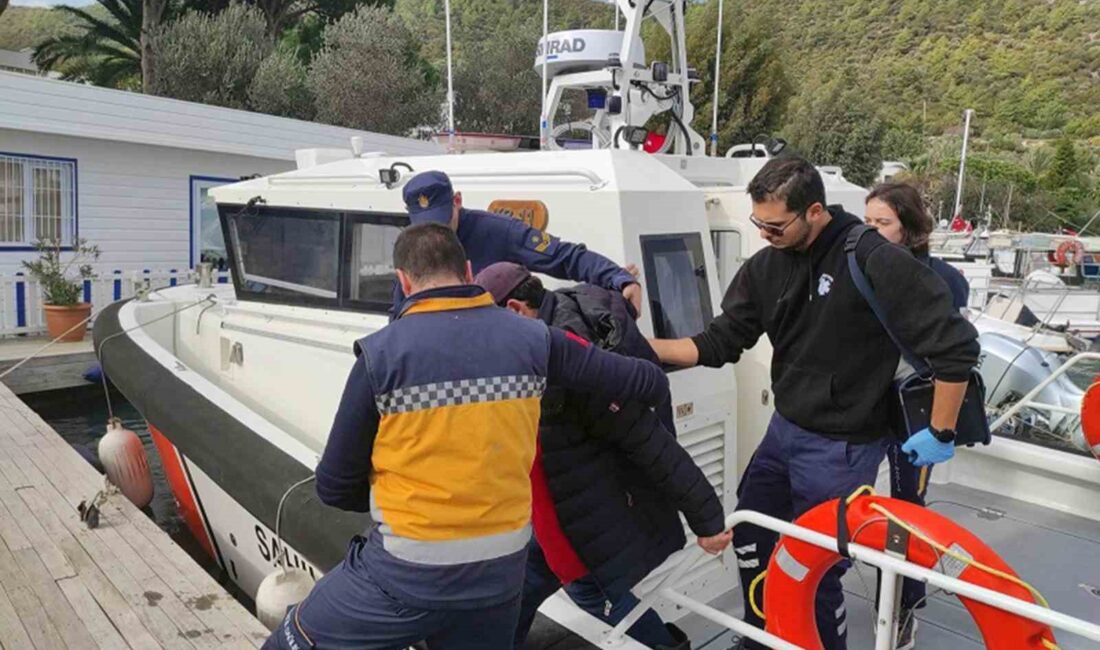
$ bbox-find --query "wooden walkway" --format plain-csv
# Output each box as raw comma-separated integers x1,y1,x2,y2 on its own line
0,381,271,649
0,337,97,395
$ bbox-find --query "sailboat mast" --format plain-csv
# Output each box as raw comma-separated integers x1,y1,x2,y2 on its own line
952,108,973,221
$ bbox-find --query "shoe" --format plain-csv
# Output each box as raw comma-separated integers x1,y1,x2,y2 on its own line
655,623,690,650
896,614,918,650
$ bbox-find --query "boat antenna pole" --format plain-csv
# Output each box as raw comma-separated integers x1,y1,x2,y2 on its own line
539,0,550,149
444,0,456,152
952,108,973,223
709,0,724,157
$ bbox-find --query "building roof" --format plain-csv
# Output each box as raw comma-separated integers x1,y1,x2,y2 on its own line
0,71,441,160
0,49,39,75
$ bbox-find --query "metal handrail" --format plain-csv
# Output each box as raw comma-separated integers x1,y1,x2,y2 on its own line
447,168,606,188
987,351,1100,432
605,508,1100,649
267,174,383,186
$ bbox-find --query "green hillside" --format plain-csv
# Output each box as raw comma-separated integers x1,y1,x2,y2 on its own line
0,5,98,51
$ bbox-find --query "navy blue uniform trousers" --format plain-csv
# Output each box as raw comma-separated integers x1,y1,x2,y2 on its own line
733,413,886,650
513,540,675,649
262,545,521,650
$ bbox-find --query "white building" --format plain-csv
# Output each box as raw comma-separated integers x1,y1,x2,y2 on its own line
878,160,910,183
0,72,440,276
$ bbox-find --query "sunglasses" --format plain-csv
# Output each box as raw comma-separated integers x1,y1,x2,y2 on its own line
749,209,807,236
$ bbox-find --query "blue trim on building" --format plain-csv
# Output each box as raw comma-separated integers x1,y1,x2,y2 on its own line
15,272,25,328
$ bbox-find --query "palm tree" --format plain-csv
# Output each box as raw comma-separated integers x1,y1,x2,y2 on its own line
32,0,168,89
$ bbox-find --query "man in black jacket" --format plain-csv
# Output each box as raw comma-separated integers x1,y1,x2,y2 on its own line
475,262,732,649
650,156,979,650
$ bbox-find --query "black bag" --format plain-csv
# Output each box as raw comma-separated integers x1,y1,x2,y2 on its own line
845,226,991,447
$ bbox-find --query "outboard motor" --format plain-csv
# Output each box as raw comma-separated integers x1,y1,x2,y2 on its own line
978,332,1086,451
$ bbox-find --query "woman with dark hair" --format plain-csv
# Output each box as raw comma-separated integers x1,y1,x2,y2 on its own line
865,182,969,309
864,181,970,650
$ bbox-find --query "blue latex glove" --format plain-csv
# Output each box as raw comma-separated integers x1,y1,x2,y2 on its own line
901,428,955,467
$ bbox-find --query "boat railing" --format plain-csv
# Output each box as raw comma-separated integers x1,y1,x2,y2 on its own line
446,168,607,189
986,352,1100,433
607,507,1100,649
0,268,231,338
979,275,1100,327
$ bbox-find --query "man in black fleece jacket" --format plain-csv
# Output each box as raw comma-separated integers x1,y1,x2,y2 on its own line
650,156,979,650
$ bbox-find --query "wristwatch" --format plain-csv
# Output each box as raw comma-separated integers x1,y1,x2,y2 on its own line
930,426,957,443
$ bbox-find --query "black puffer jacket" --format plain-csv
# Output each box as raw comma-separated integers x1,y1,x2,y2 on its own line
538,285,725,600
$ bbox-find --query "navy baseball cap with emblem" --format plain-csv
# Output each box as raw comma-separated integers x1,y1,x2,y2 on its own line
403,170,455,225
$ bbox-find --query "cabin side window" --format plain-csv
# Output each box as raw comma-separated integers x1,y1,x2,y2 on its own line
641,233,714,340
710,229,744,290
344,215,406,311
220,204,408,312
223,206,341,306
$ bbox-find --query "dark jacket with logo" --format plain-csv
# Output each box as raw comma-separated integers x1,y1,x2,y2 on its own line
538,284,725,599
691,208,980,442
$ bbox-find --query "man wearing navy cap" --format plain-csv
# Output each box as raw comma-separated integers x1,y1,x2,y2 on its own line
399,170,642,315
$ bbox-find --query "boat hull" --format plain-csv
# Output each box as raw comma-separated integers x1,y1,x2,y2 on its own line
93,299,364,597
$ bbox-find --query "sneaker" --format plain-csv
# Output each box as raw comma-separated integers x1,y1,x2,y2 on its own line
896,614,918,650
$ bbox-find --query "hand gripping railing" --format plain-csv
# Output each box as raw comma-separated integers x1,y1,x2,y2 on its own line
602,509,1100,650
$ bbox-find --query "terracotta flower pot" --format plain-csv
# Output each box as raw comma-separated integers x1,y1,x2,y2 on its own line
44,303,92,343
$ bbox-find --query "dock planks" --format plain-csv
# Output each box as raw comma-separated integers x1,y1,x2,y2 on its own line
0,381,270,649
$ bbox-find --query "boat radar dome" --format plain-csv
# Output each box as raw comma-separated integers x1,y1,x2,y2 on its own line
534,30,645,77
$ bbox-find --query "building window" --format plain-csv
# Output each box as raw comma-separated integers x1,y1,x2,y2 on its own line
641,233,714,340
0,153,76,247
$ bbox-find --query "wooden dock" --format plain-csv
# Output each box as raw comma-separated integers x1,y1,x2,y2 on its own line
0,380,271,648
0,337,98,395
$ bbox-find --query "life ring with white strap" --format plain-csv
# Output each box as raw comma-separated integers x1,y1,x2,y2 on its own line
761,490,1059,649
1079,380,1100,460
1053,239,1085,268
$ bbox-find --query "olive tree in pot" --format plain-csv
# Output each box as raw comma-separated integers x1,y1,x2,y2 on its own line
22,238,100,342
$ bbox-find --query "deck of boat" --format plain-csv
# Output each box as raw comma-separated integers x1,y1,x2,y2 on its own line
533,481,1100,650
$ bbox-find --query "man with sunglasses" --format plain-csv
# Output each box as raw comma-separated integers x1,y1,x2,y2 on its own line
649,155,979,650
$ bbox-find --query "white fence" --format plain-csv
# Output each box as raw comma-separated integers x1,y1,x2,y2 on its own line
0,268,231,337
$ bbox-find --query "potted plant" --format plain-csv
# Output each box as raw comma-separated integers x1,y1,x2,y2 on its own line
22,238,100,342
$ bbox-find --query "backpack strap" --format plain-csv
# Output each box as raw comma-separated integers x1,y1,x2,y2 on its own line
845,225,932,378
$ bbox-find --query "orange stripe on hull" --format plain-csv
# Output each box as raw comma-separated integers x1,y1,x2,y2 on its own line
148,423,216,560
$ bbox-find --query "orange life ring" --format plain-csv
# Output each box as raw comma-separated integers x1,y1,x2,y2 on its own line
1054,239,1085,267
762,495,1057,649
1080,380,1100,460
